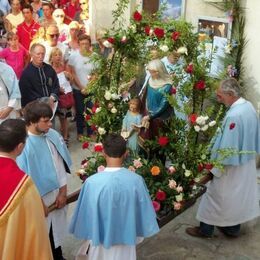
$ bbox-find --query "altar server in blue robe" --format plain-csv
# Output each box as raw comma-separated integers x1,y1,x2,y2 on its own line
186,78,260,238
17,101,72,260
69,133,159,260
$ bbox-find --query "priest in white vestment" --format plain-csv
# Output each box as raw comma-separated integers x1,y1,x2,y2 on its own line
69,134,159,260
186,78,260,238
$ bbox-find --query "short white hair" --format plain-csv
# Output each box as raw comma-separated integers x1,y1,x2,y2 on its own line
220,78,241,97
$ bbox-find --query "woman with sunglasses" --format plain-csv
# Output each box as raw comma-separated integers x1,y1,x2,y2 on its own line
52,9,69,43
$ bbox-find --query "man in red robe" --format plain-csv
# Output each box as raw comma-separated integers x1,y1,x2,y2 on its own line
0,119,53,260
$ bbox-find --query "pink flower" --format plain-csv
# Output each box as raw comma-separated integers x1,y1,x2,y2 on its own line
133,11,142,21
133,159,143,169
152,201,161,212
173,201,182,210
168,166,176,174
176,185,183,193
171,31,180,41
229,122,236,130
195,80,206,90
97,165,105,172
128,165,136,172
82,142,89,149
156,190,166,201
168,179,177,189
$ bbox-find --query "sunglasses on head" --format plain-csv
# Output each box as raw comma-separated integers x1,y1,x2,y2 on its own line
48,33,59,38
79,2,87,5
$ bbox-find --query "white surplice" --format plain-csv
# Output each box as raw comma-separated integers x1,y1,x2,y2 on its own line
197,159,260,226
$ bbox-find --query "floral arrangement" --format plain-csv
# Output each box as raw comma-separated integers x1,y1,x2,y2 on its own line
78,0,234,215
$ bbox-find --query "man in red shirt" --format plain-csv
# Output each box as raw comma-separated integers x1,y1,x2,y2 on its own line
16,4,40,50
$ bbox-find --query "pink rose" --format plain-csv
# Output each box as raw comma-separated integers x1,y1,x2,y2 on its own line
152,201,161,212
168,179,177,189
128,166,136,172
176,185,183,193
173,202,182,210
168,166,176,174
133,159,143,169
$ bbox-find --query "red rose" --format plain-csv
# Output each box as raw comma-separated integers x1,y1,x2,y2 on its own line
170,87,177,95
189,113,197,125
186,63,193,74
81,159,87,165
158,136,169,146
198,163,204,172
172,31,180,41
152,201,161,212
144,26,150,35
82,142,89,149
204,163,213,170
107,37,115,44
229,122,236,130
133,11,142,21
195,80,206,90
91,124,97,131
94,144,103,152
85,114,91,121
154,27,165,38
156,190,166,201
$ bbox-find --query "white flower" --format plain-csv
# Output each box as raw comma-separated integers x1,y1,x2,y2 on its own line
78,169,85,174
192,185,198,190
194,125,201,132
103,40,113,48
224,44,232,54
111,93,120,100
175,193,183,202
104,90,112,100
196,116,206,125
184,169,192,177
176,185,183,193
201,124,209,132
111,107,117,114
98,127,106,135
129,24,136,33
95,107,101,113
160,45,169,52
121,36,127,43
203,116,209,121
177,46,188,55
149,29,154,36
209,120,216,127
194,177,200,183
168,179,177,189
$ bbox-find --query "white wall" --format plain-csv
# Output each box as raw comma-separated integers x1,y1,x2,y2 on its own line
243,0,260,111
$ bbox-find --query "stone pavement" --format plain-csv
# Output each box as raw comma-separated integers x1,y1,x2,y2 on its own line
62,125,260,260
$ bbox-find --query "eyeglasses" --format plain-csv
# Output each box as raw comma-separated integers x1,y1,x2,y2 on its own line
79,2,87,5
48,34,60,38
55,15,64,18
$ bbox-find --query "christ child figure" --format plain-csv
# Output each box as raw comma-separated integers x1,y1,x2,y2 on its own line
121,98,142,153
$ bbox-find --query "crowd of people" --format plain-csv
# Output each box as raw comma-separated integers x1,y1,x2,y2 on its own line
0,1,260,260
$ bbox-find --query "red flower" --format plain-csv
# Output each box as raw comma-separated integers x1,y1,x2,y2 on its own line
94,144,103,152
92,106,97,113
171,31,180,41
170,87,177,94
154,27,165,38
229,122,236,130
82,142,89,149
81,159,87,165
85,114,91,121
156,190,166,201
133,11,142,21
204,163,213,170
107,37,115,44
186,63,193,74
198,163,204,172
144,26,150,35
195,80,206,90
189,113,197,125
91,124,97,131
152,201,161,212
158,136,169,147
